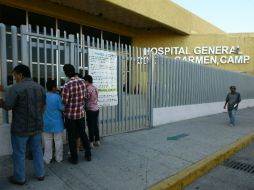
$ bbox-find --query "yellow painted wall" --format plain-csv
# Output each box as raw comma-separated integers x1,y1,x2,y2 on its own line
1,0,253,75
133,30,254,75
105,0,225,34
0,0,224,36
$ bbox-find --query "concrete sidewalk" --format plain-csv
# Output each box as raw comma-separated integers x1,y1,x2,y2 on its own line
1,108,254,190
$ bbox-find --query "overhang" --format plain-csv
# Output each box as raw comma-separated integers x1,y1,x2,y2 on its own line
48,0,225,35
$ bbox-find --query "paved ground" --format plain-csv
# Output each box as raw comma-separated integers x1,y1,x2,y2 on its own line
184,141,254,190
0,108,254,190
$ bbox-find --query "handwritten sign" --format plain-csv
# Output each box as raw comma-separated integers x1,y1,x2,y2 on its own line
88,48,118,106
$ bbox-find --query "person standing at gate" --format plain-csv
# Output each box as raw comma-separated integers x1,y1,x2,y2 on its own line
0,64,45,185
224,85,241,126
84,75,100,148
43,79,65,164
62,64,91,164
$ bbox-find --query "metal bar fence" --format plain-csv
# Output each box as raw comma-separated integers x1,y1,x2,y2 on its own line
151,55,254,108
1,24,254,136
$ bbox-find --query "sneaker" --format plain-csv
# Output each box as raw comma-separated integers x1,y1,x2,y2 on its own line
56,158,63,163
90,142,94,149
229,123,234,127
43,158,51,164
94,141,100,147
8,176,26,185
36,176,45,181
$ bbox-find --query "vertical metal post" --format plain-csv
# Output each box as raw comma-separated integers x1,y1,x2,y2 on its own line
76,33,80,73
186,62,191,104
127,45,132,131
56,29,61,86
11,26,18,68
69,35,75,66
170,59,174,106
81,34,86,75
28,25,33,78
20,25,29,66
44,27,47,86
110,41,115,133
147,52,154,128
181,61,186,105
175,59,180,105
165,58,170,107
64,31,68,65
50,28,54,79
104,40,109,134
141,48,146,127
117,43,123,133
0,24,8,123
36,26,40,84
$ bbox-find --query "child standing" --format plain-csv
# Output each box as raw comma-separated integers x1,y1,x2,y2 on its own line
43,80,65,164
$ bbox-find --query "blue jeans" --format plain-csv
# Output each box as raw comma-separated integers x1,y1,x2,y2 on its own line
11,133,44,181
228,109,237,125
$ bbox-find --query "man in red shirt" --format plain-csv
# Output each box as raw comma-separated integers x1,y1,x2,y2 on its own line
62,64,91,164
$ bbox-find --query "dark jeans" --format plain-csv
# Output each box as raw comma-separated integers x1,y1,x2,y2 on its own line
86,110,100,142
65,117,91,161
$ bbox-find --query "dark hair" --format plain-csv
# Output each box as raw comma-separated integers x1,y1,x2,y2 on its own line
12,64,31,78
75,73,83,78
46,79,56,91
84,75,93,83
230,86,236,89
63,64,75,78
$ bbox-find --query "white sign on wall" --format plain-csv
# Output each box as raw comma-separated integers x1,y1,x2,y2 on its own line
88,48,118,106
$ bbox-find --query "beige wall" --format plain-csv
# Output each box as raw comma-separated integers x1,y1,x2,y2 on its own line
0,0,224,36
133,30,254,75
0,0,253,75
105,0,225,34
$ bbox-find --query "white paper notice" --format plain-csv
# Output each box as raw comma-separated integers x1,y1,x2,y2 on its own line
88,48,118,106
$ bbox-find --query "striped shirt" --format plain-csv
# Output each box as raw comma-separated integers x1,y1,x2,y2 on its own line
62,77,86,120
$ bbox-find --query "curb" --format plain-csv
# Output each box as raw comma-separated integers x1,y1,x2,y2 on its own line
148,132,254,190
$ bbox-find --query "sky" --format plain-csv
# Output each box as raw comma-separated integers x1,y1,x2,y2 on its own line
171,0,254,33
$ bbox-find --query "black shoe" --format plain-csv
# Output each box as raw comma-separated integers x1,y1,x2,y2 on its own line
68,157,78,165
85,155,91,161
85,152,91,161
8,176,26,185
36,176,45,181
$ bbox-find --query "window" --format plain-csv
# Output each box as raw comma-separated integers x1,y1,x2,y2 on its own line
0,5,26,27
103,31,119,44
120,35,132,46
83,26,101,40
58,19,80,37
28,12,55,34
